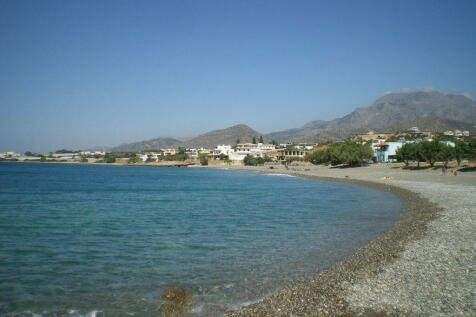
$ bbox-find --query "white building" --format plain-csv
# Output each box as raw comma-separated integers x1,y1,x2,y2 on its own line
440,141,455,147
462,130,470,136
228,143,276,161
136,154,148,162
80,151,106,157
50,152,81,160
374,141,404,163
144,152,161,162
213,145,233,156
0,152,20,158
162,148,177,156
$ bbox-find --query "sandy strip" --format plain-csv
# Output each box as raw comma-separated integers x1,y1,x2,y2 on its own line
224,165,475,316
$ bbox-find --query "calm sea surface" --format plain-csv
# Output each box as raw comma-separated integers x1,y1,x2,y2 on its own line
0,163,401,317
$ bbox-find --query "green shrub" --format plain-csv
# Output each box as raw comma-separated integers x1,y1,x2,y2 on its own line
243,154,271,166
199,153,208,166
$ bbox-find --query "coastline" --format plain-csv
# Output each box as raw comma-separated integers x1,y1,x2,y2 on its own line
224,165,475,316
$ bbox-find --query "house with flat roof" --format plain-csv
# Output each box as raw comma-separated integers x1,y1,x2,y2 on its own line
374,141,405,163
228,143,276,161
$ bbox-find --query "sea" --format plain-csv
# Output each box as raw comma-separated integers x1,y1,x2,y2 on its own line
0,163,401,317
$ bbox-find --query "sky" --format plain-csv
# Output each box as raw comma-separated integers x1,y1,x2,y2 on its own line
1,0,475,152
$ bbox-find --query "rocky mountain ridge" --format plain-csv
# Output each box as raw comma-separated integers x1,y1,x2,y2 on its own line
109,91,476,151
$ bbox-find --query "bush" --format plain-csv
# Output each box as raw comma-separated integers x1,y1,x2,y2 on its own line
306,142,372,166
160,153,188,161
243,154,271,166
199,153,208,166
128,156,142,164
103,153,118,163
218,153,228,161
305,149,330,165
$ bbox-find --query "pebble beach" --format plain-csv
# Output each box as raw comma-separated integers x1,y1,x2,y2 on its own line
225,164,476,316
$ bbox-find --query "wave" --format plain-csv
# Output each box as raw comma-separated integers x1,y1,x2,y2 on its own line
264,173,295,177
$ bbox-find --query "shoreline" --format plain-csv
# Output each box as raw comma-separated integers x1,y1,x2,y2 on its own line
224,165,475,316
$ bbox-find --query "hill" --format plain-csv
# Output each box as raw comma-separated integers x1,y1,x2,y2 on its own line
110,124,266,152
183,124,266,148
111,137,184,152
266,91,476,143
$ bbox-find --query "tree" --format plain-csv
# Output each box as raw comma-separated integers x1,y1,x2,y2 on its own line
161,152,188,161
469,138,476,161
199,153,208,166
436,144,454,170
252,137,257,144
103,153,117,163
243,154,271,166
420,141,442,167
396,143,419,166
305,142,372,167
305,149,329,165
218,153,228,161
259,136,264,143
271,140,277,145
128,155,142,164
25,151,36,157
453,140,469,166
328,141,372,166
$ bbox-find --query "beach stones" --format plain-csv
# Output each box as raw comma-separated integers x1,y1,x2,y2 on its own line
159,286,192,316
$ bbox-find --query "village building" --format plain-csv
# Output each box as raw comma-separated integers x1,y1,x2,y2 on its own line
228,143,276,161
440,140,455,147
161,148,177,156
185,148,212,159
0,152,20,159
374,141,405,163
444,129,470,137
275,146,309,161
212,145,234,159
49,152,82,161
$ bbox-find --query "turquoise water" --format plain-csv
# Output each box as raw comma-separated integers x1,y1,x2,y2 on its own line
0,163,401,317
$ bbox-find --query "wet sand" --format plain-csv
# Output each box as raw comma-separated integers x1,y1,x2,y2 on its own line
224,164,476,316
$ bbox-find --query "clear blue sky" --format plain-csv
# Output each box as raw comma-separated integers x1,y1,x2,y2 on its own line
1,0,475,152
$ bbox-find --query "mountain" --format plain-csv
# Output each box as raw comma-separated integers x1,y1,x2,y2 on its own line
111,137,183,152
266,91,476,143
107,91,476,151
110,124,266,152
